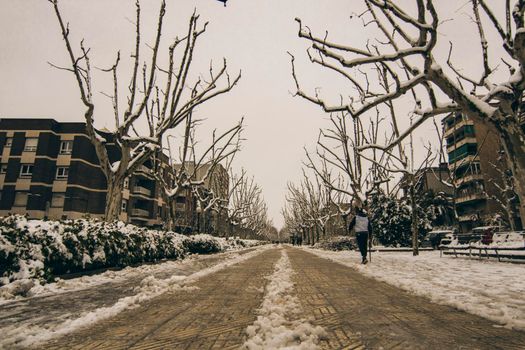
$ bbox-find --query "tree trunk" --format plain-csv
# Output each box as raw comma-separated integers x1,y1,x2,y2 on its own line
409,179,419,256
343,214,349,235
104,175,125,222
499,125,525,228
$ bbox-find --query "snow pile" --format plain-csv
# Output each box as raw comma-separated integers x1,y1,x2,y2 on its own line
307,248,525,330
2,245,271,349
0,215,264,299
244,250,326,349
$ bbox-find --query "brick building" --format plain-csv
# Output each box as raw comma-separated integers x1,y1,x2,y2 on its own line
0,118,170,227
443,113,522,231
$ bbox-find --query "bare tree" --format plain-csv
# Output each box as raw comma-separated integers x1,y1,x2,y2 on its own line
222,170,268,238
284,170,337,245
291,0,525,222
49,0,240,220
153,113,243,231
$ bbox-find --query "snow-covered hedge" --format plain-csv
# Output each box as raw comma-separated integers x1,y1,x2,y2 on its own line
314,236,357,251
0,215,262,288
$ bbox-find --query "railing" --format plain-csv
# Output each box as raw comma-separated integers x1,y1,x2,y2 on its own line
135,165,152,174
446,137,477,152
131,208,149,217
132,186,152,196
456,191,486,204
443,119,474,138
456,173,484,185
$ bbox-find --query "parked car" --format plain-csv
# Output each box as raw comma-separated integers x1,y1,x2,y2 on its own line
423,230,455,249
439,232,456,247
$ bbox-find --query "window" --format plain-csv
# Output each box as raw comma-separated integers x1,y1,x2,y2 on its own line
121,199,128,212
5,138,12,147
0,164,7,174
55,167,69,180
124,178,129,189
13,192,28,207
24,138,38,152
60,140,73,154
51,193,65,208
19,164,33,178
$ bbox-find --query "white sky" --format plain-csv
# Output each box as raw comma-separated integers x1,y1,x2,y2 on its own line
0,1,506,228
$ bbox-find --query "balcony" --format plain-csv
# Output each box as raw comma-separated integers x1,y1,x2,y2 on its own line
450,154,479,167
456,191,486,204
446,137,477,152
456,173,484,185
444,119,474,138
131,208,149,217
135,165,154,177
132,186,152,197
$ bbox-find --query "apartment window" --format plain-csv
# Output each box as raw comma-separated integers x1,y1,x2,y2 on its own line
121,199,128,212
5,137,12,147
55,167,69,180
51,193,65,208
13,192,28,207
19,164,33,178
24,138,38,152
123,178,129,189
60,140,73,154
0,164,7,174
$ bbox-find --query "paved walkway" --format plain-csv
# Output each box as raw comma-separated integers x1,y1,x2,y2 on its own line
41,248,281,350
35,246,525,349
287,248,525,350
1,250,256,337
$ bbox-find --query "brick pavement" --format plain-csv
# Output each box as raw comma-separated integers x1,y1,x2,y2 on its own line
287,247,525,350
41,248,280,350
35,246,525,349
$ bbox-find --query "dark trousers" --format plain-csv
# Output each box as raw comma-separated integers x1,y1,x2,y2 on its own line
356,231,368,259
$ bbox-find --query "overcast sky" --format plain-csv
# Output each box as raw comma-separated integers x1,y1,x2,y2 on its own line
0,1,504,228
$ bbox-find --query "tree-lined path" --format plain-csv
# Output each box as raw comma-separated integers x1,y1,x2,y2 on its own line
32,247,525,349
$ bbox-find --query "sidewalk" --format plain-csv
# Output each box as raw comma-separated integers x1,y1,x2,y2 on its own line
27,246,525,349
287,247,525,349
41,248,280,349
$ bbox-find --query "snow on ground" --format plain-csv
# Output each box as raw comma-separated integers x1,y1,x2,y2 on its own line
0,245,271,349
306,248,525,331
244,249,326,350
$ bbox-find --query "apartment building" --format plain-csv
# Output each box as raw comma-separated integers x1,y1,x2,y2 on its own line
443,113,522,231
0,118,169,227
171,162,229,234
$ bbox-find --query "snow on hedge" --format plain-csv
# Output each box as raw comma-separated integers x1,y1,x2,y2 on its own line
244,249,326,349
306,248,525,331
0,215,262,299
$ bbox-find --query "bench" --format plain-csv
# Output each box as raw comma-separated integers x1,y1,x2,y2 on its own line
440,231,525,262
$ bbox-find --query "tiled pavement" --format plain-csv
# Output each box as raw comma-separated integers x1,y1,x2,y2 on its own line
38,246,525,349
287,247,525,350
41,248,281,349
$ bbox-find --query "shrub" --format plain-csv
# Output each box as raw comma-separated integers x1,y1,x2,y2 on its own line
315,236,357,251
0,215,262,288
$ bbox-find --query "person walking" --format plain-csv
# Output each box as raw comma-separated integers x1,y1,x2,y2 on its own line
348,200,372,264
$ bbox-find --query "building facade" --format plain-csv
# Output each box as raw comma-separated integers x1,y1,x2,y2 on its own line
0,118,169,227
171,162,229,234
443,113,522,231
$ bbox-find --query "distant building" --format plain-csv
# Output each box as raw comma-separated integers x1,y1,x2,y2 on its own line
400,163,453,196
442,113,522,231
0,118,170,227
171,162,229,234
